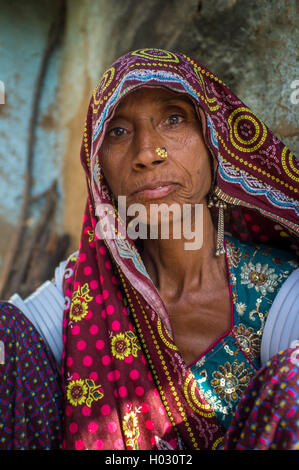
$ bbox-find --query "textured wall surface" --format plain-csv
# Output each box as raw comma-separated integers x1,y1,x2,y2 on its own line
0,0,298,271
0,0,65,266
178,0,298,153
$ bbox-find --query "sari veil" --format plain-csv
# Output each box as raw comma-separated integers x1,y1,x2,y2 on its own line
61,48,298,450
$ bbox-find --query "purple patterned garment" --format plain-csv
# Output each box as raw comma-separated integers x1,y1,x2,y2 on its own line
0,302,63,450
223,347,299,450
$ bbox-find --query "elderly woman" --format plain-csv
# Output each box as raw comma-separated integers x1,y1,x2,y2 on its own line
1,49,299,451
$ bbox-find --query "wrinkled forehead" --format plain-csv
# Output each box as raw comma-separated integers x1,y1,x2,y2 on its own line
109,85,200,118
91,65,201,140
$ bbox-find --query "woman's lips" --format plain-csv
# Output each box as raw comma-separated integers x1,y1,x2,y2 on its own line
133,183,178,201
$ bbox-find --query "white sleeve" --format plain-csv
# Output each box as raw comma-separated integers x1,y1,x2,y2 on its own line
8,251,79,365
261,268,299,366
9,280,65,366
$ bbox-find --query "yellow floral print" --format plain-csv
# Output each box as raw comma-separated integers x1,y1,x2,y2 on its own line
111,331,141,360
67,379,88,407
111,333,131,360
87,229,95,242
70,283,93,323
122,410,140,450
67,378,104,408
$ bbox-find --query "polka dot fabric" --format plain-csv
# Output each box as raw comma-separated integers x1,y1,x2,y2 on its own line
61,202,226,450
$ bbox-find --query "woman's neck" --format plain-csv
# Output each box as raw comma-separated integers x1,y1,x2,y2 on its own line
141,203,227,299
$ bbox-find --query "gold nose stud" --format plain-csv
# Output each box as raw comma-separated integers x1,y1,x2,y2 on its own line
155,147,168,159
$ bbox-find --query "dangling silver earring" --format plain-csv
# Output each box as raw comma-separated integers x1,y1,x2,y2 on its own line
208,194,227,256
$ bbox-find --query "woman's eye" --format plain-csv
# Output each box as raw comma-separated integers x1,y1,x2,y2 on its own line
167,114,183,125
108,127,126,137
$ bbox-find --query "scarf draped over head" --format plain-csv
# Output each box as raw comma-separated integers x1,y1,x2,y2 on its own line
61,48,299,450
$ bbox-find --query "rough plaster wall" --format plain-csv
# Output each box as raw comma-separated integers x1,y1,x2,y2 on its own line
0,0,65,267
60,0,298,252
177,0,298,154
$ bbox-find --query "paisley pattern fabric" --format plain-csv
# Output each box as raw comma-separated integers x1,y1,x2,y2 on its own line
189,235,297,429
60,49,298,450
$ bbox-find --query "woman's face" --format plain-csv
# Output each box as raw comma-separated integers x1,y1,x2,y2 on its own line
100,87,212,216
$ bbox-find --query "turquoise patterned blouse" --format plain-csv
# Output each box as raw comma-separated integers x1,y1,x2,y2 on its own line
189,235,298,430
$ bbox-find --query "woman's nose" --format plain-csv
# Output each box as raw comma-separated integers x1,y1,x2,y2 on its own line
131,125,166,170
